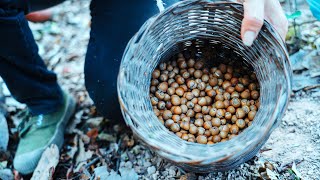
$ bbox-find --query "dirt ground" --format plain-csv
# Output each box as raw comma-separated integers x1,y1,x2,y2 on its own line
0,0,319,179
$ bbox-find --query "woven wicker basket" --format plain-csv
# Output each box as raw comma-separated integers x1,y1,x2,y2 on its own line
118,0,292,172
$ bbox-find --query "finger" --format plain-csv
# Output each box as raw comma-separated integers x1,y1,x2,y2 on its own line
264,0,288,40
241,0,265,46
25,8,53,22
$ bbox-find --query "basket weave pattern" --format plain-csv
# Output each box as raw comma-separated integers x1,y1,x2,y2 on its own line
118,0,292,172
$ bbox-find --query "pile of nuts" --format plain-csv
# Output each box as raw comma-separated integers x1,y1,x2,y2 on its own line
149,53,260,144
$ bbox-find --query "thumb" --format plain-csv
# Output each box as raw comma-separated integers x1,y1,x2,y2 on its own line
241,0,265,46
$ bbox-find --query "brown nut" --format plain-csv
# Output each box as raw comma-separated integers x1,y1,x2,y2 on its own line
248,83,257,91
251,90,259,100
248,111,256,120
178,60,187,69
191,89,200,97
218,64,227,73
211,118,221,127
186,109,195,117
202,106,210,115
213,135,221,142
231,92,240,98
205,96,212,105
221,125,230,132
182,71,190,79
150,86,156,93
240,90,250,99
235,84,244,92
162,110,172,120
195,113,204,119
187,59,195,68
181,133,189,140
167,87,175,95
180,121,190,130
194,70,203,79
152,69,160,79
214,70,223,78
171,95,181,106
201,74,209,82
230,124,239,134
194,104,202,113
236,119,246,129
209,108,217,116
180,105,188,114
151,79,159,86
226,86,235,94
159,62,167,70
196,135,208,144
170,123,180,132
150,97,159,106
164,94,170,101
242,105,250,114
176,76,185,85
225,112,232,120
191,97,198,104
176,132,182,138
216,109,225,118
159,74,168,82
210,126,220,136
194,61,204,70
250,105,258,111
172,115,181,122
197,127,205,135
194,119,204,127
215,94,224,101
165,101,172,109
180,97,187,105
189,125,198,135
165,119,174,128
204,130,211,137
204,114,212,121
185,92,194,100
198,97,207,106
209,77,218,86
224,73,232,80
219,131,228,139
222,81,232,89
226,106,236,114
153,108,160,116
215,101,225,109
175,87,184,97
231,115,237,124
186,101,195,109
236,108,245,119
173,106,182,115
203,121,212,130
206,89,216,97
188,68,195,75
170,82,179,88
155,90,165,100
158,101,165,110
230,98,241,108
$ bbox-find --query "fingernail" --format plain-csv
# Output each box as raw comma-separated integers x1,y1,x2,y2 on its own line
243,31,256,46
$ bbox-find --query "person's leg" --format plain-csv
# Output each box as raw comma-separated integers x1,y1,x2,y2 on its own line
0,2,63,115
0,1,75,174
85,0,179,120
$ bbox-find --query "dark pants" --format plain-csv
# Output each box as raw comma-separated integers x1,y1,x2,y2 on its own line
0,0,178,119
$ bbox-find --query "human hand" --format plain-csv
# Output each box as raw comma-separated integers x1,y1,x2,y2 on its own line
241,0,288,46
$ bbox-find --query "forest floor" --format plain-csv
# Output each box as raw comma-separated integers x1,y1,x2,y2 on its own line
0,0,319,179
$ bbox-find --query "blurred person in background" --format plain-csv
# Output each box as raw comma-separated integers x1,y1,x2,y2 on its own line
0,0,287,174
